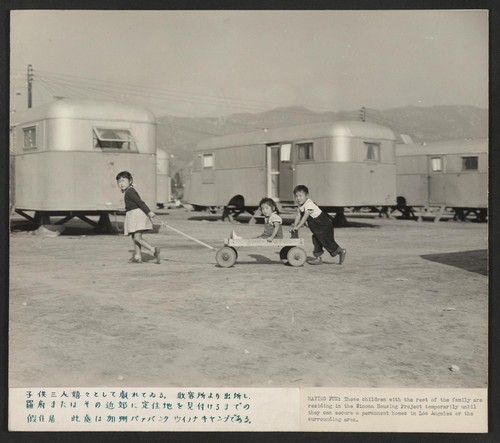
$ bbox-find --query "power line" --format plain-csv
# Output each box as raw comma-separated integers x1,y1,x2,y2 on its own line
34,72,275,128
19,67,381,139
31,70,358,134
34,70,290,114
33,69,353,117
34,75,226,137
34,69,343,114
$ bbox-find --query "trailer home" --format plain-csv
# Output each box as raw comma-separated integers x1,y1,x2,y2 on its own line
10,98,157,228
187,120,397,213
396,139,488,220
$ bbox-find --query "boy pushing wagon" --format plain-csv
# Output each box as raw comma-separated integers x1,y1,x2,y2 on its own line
290,185,347,265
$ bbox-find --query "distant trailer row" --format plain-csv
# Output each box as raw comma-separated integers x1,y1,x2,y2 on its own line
9,99,487,231
186,120,397,224
186,121,488,223
395,139,487,222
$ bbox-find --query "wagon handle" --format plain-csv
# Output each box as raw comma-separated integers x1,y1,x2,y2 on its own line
159,221,215,250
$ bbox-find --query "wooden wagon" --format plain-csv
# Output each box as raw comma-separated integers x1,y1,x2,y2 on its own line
215,238,306,268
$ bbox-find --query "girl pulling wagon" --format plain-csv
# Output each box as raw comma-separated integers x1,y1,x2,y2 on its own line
116,171,161,264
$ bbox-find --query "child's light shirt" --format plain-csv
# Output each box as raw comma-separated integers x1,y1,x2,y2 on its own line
298,198,321,218
267,212,283,226
261,212,283,238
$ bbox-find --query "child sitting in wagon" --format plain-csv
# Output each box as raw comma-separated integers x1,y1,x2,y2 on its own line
230,197,283,242
256,197,283,242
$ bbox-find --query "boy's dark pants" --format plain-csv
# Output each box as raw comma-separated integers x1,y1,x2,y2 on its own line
308,212,341,258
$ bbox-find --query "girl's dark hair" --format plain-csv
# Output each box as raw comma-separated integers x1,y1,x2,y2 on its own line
116,171,133,182
293,184,309,195
259,197,280,214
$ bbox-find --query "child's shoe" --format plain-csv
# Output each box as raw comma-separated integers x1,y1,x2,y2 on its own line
129,255,142,263
309,257,323,265
153,247,161,264
338,248,347,265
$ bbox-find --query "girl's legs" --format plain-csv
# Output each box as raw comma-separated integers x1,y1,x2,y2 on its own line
130,235,142,262
133,232,154,254
132,232,161,263
133,236,141,256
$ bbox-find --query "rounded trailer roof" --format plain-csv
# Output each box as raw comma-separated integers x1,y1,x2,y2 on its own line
396,138,488,156
10,98,157,126
196,120,396,151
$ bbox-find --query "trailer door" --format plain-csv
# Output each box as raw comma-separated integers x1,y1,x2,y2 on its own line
278,143,294,202
267,144,280,199
428,155,446,205
267,143,294,202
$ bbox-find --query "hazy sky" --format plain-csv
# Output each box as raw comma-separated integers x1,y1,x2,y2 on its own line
10,9,488,117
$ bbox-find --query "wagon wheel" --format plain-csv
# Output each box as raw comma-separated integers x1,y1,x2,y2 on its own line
279,246,292,263
287,247,306,267
216,246,237,268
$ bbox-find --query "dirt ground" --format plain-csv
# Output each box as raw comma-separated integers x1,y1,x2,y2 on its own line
9,209,488,389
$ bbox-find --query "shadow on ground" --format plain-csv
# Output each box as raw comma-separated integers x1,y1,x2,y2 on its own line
217,253,284,267
188,215,230,222
420,249,487,276
9,219,143,236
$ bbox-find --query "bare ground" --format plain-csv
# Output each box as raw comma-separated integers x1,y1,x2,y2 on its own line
9,209,488,389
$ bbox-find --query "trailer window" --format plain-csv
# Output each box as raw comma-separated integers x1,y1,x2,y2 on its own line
280,143,291,162
23,127,37,150
430,157,443,172
365,142,380,161
462,156,478,171
297,142,313,161
202,153,214,169
93,128,138,150
201,153,214,183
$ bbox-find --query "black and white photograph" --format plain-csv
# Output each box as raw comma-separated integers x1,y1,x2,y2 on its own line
6,8,491,434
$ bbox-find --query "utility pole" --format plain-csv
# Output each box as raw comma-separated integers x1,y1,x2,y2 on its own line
27,64,33,108
359,106,366,122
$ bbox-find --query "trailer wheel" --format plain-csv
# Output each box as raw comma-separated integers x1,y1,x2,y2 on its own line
287,247,306,267
279,246,292,263
216,246,237,268
222,194,245,221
